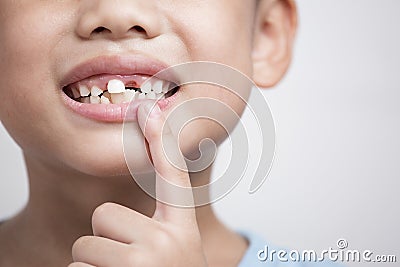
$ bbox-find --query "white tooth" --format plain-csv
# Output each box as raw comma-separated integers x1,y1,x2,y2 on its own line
100,96,111,104
79,85,90,97
107,79,125,94
162,82,171,93
72,87,81,98
81,97,90,104
90,96,101,104
153,80,163,94
138,93,146,99
91,86,103,96
147,92,157,100
124,90,137,102
141,82,152,94
110,93,125,104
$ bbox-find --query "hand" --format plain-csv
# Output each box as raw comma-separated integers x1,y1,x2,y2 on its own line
69,101,208,267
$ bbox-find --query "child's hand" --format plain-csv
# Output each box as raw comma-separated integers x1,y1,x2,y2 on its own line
69,102,208,267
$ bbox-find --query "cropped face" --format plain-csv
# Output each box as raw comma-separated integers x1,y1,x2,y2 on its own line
0,0,260,177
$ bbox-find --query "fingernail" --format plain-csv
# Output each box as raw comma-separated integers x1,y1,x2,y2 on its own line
144,102,161,118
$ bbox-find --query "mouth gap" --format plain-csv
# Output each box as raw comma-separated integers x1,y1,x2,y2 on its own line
62,84,180,103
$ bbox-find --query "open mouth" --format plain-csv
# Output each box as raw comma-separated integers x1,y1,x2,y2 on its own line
60,55,180,122
63,74,180,105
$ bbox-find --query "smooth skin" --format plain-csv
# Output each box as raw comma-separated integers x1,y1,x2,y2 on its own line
0,0,296,266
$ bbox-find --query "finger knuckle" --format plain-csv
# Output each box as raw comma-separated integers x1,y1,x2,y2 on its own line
72,236,92,257
92,202,115,226
154,229,174,249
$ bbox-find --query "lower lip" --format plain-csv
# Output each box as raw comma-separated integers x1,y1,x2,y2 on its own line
61,91,179,123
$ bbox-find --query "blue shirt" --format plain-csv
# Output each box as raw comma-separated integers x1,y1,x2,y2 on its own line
238,231,345,267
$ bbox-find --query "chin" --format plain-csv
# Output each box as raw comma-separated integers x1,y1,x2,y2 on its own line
81,164,131,177
56,138,151,178
65,153,129,178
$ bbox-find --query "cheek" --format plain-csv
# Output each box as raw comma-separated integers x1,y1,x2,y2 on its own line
0,4,74,141
0,5,62,140
0,4,66,69
169,2,254,75
162,5,253,157
166,84,248,164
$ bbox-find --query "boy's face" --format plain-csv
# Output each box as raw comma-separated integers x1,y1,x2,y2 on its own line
0,1,291,177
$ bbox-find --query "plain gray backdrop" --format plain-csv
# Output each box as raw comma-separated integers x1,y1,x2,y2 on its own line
1,0,399,266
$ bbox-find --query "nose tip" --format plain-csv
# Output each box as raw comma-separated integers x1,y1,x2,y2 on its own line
76,1,162,40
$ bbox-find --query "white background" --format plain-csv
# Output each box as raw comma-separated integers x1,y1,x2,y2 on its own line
1,1,399,266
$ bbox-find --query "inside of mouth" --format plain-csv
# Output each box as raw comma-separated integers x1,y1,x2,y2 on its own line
63,80,179,105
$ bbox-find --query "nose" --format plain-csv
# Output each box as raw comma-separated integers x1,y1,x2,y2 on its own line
76,0,163,40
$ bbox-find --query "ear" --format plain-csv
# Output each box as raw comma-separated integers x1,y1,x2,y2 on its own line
252,0,297,88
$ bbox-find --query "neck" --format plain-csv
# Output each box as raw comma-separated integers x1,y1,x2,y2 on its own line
0,153,246,267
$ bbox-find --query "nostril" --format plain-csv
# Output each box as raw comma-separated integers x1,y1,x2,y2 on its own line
93,26,111,34
87,25,148,39
130,25,146,33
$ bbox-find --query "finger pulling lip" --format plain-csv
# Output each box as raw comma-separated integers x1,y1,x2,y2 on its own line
60,54,180,123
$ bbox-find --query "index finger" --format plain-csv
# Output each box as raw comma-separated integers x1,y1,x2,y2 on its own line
137,101,196,225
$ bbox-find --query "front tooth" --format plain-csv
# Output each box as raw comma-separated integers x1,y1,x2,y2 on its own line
90,96,101,104
141,82,152,94
91,86,103,96
100,96,110,104
111,93,125,104
153,80,163,94
107,79,125,94
79,85,90,97
138,93,146,99
162,82,171,93
147,92,157,100
124,90,137,102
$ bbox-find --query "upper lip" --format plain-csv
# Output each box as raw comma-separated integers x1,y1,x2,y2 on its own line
60,54,177,88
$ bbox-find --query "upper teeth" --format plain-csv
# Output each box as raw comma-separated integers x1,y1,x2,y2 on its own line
107,79,126,94
91,86,103,96
140,82,152,94
79,85,90,97
153,80,163,94
73,78,174,104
